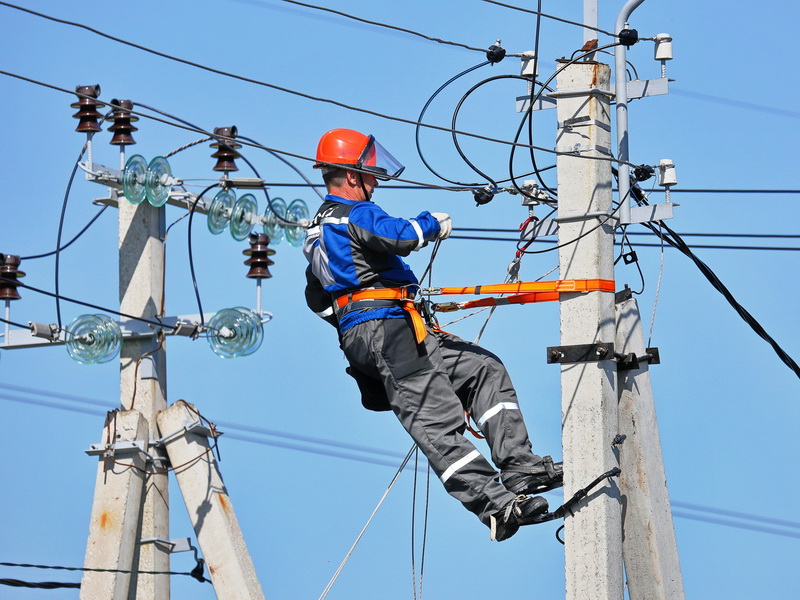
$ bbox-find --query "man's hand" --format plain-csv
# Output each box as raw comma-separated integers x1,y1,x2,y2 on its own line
432,212,452,240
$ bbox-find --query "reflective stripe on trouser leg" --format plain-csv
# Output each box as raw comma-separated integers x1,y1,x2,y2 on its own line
434,329,543,472
340,317,517,525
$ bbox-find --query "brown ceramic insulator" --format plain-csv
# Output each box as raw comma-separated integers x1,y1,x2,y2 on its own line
108,99,138,146
70,84,103,133
210,126,242,172
242,233,275,279
0,254,25,301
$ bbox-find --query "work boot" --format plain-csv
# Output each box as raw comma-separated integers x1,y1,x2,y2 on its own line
489,495,549,542
501,456,563,495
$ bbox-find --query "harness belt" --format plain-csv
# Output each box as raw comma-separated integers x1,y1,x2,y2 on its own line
335,288,427,344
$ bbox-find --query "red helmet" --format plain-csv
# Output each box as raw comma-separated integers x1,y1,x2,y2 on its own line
314,128,404,180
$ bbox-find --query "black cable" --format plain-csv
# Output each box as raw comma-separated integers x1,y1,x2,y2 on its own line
237,135,325,202
415,60,491,186
621,177,800,378
642,219,800,378
22,205,108,261
614,228,645,294
0,315,29,329
0,5,529,149
508,41,623,199
54,141,90,329
5,386,800,538
0,561,207,582
0,578,79,589
481,0,617,37
0,276,165,329
187,183,221,327
451,73,534,188
0,69,639,184
449,235,800,252
522,0,548,195
280,0,495,55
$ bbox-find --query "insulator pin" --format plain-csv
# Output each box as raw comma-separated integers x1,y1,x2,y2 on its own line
71,84,103,133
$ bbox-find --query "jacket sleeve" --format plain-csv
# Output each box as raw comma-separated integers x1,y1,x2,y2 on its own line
304,265,338,328
348,202,440,257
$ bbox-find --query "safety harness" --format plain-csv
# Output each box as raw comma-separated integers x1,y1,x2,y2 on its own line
333,278,616,345
334,287,428,343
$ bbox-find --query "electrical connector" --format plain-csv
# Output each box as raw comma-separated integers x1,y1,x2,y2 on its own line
486,40,506,64
473,185,496,206
618,28,639,48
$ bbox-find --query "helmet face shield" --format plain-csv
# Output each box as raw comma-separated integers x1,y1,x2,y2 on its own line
357,136,405,181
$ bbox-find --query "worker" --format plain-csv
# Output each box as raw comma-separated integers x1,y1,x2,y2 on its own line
302,128,562,541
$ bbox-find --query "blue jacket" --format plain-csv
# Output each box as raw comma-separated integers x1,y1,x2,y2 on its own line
303,194,440,331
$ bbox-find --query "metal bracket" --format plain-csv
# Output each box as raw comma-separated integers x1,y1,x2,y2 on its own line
85,440,167,466
547,343,615,364
154,418,222,447
557,116,612,132
626,77,671,100
616,348,660,371
554,143,612,156
139,537,196,554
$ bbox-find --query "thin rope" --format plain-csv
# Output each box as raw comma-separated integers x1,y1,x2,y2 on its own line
318,444,417,600
649,222,666,347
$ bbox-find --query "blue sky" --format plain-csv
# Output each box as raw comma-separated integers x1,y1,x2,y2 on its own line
1,1,798,598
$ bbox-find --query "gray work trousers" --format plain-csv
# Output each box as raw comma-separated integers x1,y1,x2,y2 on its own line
340,315,544,526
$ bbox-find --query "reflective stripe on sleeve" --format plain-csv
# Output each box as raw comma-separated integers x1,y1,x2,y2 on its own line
315,306,335,318
408,218,425,249
476,402,520,427
440,449,481,484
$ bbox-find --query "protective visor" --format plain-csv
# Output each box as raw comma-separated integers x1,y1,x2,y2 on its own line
357,136,405,180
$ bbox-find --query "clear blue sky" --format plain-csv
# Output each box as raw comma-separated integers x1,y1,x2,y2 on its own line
1,1,798,598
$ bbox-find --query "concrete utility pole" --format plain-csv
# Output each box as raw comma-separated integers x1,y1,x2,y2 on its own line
118,199,170,599
81,198,170,599
616,295,685,599
554,60,623,599
158,401,266,600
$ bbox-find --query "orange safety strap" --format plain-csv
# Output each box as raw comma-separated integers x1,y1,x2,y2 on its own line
433,278,615,296
434,291,562,313
335,288,427,344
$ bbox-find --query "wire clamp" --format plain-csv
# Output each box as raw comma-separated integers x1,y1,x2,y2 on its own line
85,440,166,466
557,116,611,132
615,347,660,371
554,143,612,156
547,343,615,364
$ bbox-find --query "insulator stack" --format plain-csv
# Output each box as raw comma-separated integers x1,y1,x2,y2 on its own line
107,99,138,145
210,126,241,172
0,254,25,301
71,84,103,133
242,233,275,279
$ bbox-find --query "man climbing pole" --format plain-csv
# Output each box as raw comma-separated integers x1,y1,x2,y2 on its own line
302,128,563,541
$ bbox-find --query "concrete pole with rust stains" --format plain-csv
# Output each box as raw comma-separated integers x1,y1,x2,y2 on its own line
117,194,171,599
81,411,149,599
158,400,265,600
554,59,623,600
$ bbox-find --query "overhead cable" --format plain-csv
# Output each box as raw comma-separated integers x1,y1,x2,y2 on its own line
280,0,498,55
2,387,798,539
481,0,616,37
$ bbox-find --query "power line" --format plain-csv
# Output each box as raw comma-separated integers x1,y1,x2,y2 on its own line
0,4,534,157
481,0,617,37
448,234,800,252
1,384,797,540
278,0,495,55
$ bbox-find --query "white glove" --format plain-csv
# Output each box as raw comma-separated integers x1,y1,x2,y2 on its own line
431,212,452,240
